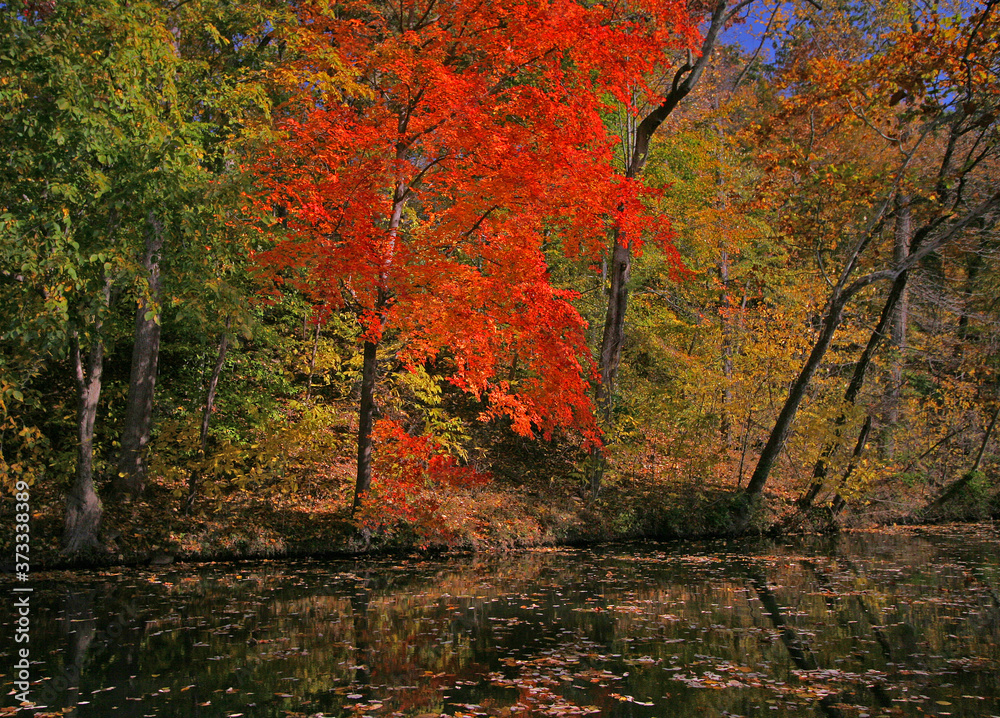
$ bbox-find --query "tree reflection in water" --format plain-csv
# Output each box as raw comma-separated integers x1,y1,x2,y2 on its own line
4,526,1000,717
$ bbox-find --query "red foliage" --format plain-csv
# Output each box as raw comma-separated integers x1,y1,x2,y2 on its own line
253,0,697,495
356,419,489,544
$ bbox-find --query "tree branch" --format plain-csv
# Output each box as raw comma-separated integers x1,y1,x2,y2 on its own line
732,2,781,92
627,0,735,178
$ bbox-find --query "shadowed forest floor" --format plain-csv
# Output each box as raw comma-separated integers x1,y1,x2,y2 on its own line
9,445,997,570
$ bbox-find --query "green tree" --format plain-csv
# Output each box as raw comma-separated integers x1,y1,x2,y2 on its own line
0,0,285,551
113,0,288,497
1,0,198,550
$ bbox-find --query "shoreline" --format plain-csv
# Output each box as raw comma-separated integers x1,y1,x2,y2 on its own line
6,501,996,575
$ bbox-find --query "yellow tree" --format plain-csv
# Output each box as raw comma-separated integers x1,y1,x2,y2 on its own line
740,0,1000,525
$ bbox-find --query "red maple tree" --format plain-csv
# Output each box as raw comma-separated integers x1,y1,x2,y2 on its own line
255,0,696,513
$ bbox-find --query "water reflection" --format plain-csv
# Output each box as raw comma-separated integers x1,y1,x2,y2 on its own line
2,528,999,717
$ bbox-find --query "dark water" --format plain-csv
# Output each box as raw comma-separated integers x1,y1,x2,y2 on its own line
3,527,1000,718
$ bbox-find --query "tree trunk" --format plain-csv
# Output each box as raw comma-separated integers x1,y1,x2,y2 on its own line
882,193,910,457
720,248,734,444
595,231,632,423
587,231,629,497
351,168,403,512
924,403,1000,513
747,189,1000,521
828,414,874,522
305,315,321,401
116,213,164,496
745,293,850,499
63,280,111,555
797,256,911,509
352,339,378,514
186,322,230,509
798,192,916,511
200,329,229,452
588,1,733,495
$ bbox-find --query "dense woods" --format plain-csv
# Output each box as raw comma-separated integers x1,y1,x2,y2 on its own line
2,0,999,560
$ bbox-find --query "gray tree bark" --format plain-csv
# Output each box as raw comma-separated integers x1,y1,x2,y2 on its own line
883,193,910,457
64,278,111,554
115,213,164,496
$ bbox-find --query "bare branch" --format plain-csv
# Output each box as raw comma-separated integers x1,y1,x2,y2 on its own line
461,205,499,239
841,190,1000,302
723,0,758,27
732,2,781,92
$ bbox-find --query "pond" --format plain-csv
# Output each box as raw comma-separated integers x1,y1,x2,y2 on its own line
3,526,1000,718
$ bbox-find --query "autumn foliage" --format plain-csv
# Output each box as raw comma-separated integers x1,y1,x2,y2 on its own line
4,0,999,558
254,0,698,511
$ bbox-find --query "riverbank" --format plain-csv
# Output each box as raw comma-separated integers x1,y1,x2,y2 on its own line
6,451,997,571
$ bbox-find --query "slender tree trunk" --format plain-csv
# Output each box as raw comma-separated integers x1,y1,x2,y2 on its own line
828,414,873,521
798,278,909,510
711,124,734,446
595,231,632,424
352,167,404,512
798,199,915,510
186,322,230,509
116,213,164,496
305,315,321,401
588,1,733,495
64,280,111,554
352,339,378,514
757,266,910,519
924,403,1000,513
883,194,910,457
745,293,850,499
720,248,734,444
200,327,230,452
587,231,629,497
